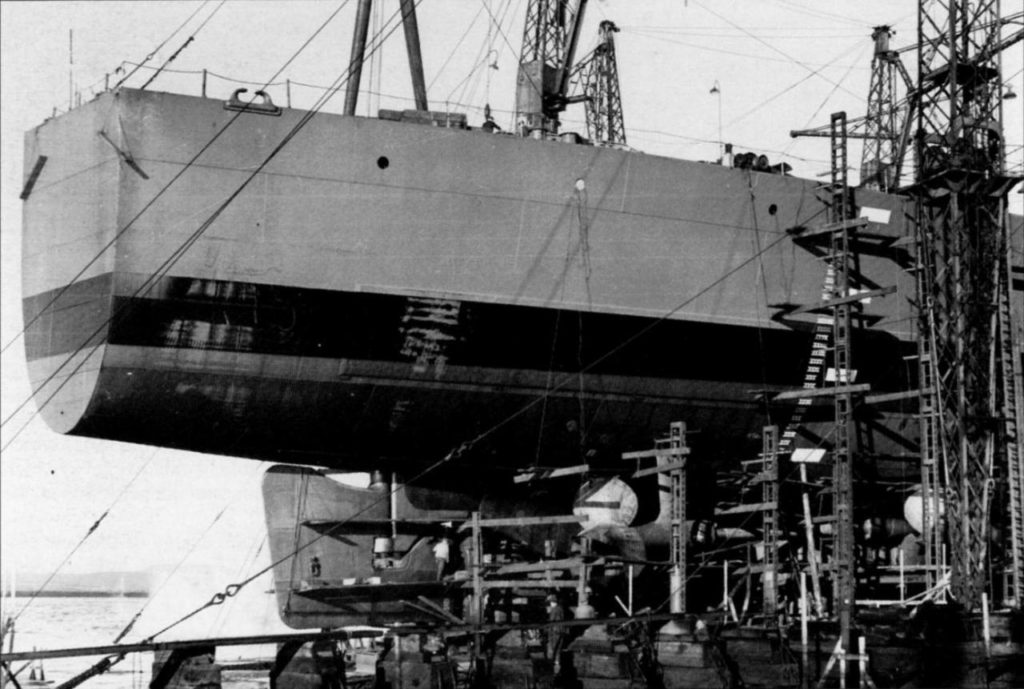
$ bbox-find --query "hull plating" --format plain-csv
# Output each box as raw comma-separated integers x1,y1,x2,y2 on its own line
21,89,919,471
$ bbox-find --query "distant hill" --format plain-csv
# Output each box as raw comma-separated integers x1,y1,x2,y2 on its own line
12,570,150,597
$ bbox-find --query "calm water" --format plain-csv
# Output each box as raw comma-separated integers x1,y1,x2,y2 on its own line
2,597,273,689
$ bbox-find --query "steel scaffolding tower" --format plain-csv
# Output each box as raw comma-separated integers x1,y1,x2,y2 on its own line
909,0,1023,611
569,20,626,146
861,26,914,191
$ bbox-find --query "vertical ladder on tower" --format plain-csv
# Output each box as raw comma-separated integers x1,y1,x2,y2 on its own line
915,236,946,597
761,425,781,622
998,252,1024,605
827,111,857,664
663,421,688,616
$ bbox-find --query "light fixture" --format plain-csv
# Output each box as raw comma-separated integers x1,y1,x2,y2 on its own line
710,80,720,95
1004,86,1017,101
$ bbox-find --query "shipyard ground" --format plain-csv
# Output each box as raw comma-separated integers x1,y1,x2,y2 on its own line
139,606,1024,689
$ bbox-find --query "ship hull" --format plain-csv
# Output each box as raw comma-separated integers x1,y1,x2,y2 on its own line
22,89,920,473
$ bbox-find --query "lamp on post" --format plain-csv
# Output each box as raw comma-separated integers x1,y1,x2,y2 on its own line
710,80,723,163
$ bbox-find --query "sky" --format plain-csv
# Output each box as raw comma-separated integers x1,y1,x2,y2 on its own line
1,0,1022,642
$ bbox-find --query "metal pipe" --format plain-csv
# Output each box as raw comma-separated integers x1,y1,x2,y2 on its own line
556,0,588,99
982,592,991,658
390,472,398,540
858,637,867,687
399,0,428,111
627,564,633,615
800,572,808,685
800,464,825,616
344,0,373,116
0,630,370,663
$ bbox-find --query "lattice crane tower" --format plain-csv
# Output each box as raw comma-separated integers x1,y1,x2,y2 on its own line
910,0,1023,611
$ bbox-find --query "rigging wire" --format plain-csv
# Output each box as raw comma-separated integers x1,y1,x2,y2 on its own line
55,462,265,687
0,0,353,360
460,0,519,109
209,533,266,634
477,0,537,130
723,39,866,135
620,27,873,70
692,0,865,102
426,2,487,92
139,0,227,91
772,0,869,28
110,461,266,646
11,449,160,624
622,125,833,164
781,43,869,160
111,1,211,90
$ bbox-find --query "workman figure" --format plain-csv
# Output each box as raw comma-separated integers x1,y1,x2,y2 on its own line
433,535,451,579
546,594,566,669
